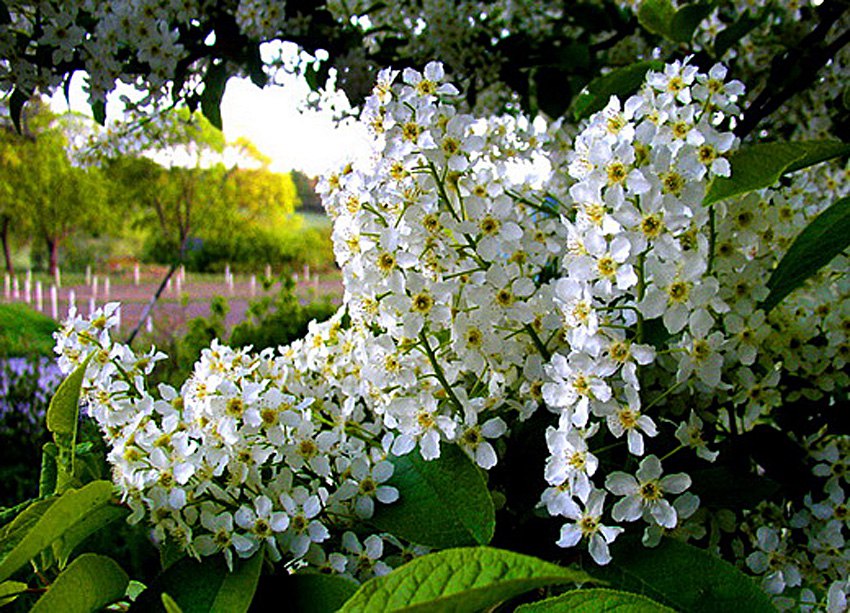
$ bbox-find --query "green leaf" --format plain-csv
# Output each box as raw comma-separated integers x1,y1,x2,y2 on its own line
703,141,850,206
338,547,594,613
39,443,58,498
159,536,186,571
91,99,107,126
637,0,676,38
52,502,128,567
0,581,28,607
0,481,115,583
370,444,495,548
47,355,92,492
713,11,765,58
0,498,56,564
516,588,675,612
0,498,39,530
669,3,713,43
46,356,90,437
131,551,263,613
162,593,184,613
596,537,774,612
30,554,128,613
571,61,664,121
200,61,228,131
761,196,850,312
263,573,358,613
9,88,28,135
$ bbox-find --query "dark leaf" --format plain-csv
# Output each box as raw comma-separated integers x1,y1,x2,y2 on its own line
714,11,766,59
131,551,262,613
516,588,675,612
570,60,664,120
762,196,850,312
200,61,229,131
637,0,676,38
369,443,495,549
8,88,28,134
670,3,713,43
596,537,774,612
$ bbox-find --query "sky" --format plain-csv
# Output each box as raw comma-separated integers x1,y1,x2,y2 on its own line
219,76,370,176
51,68,371,178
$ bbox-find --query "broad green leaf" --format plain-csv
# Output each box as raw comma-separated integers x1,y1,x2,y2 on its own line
516,588,675,612
258,573,358,613
47,355,91,437
131,551,263,613
703,141,850,206
47,355,92,492
0,481,115,583
52,502,128,567
637,0,675,38
338,547,594,613
0,498,56,564
370,443,495,548
30,554,128,613
570,61,664,121
0,581,27,607
596,537,774,612
762,196,850,312
208,549,263,612
669,3,713,43
200,61,228,131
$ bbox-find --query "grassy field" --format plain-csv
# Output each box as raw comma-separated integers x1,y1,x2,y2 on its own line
0,303,59,357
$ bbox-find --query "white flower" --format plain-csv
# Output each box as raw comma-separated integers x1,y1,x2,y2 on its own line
556,489,623,565
606,455,691,529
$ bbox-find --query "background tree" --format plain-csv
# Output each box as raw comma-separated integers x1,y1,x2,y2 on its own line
0,100,110,276
0,123,27,275
291,169,322,214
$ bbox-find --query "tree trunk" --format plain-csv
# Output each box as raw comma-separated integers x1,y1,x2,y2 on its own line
46,236,59,278
1,216,13,276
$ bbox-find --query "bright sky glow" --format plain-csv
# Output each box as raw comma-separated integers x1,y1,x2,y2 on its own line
219,76,370,176
51,68,371,178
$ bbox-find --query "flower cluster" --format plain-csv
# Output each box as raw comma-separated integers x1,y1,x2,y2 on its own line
55,59,849,606
55,303,409,581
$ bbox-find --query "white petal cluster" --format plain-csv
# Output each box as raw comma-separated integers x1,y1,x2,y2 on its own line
54,59,849,598
55,305,402,580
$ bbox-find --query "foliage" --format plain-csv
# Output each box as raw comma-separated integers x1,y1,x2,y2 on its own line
0,101,111,275
229,276,337,351
1,1,849,612
150,279,337,387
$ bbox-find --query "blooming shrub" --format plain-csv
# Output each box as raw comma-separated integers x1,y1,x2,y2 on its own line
46,58,850,608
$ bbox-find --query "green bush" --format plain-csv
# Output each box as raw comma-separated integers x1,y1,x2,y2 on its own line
141,216,335,273
149,279,337,387
229,276,337,352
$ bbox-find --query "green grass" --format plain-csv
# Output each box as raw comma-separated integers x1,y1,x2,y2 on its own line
0,303,60,357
